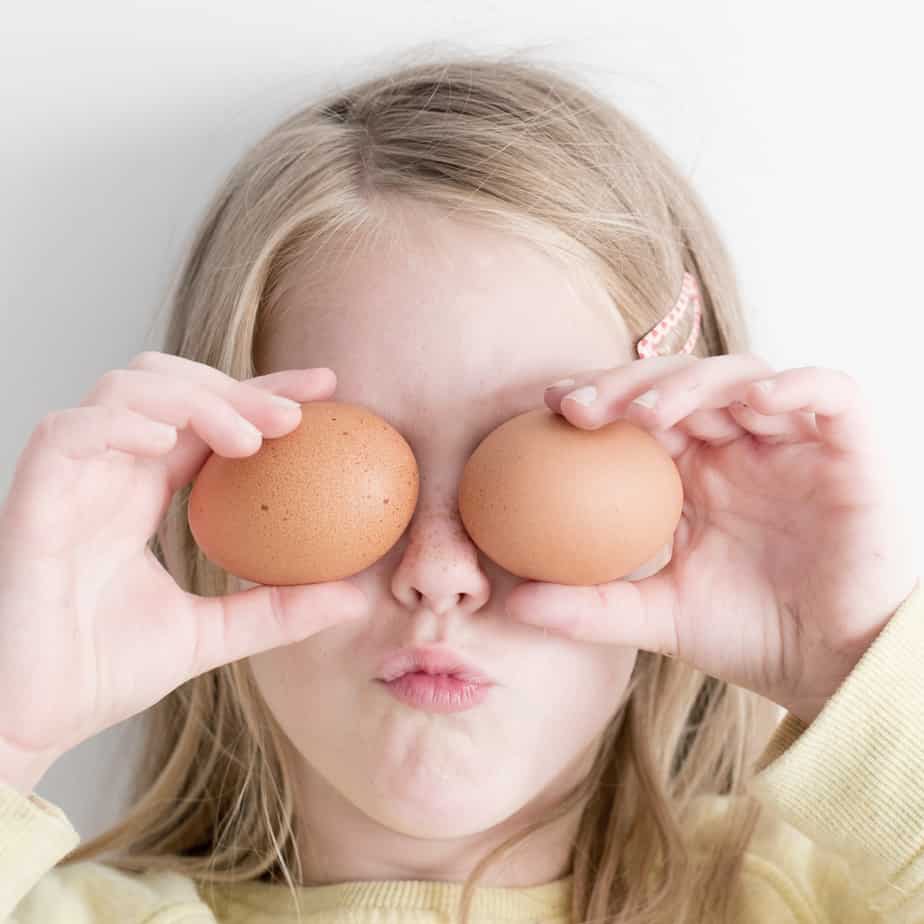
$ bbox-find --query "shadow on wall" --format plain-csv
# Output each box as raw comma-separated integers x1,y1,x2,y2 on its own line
37,718,147,841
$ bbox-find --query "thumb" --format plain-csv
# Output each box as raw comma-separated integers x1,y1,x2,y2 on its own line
183,580,368,677
507,566,679,658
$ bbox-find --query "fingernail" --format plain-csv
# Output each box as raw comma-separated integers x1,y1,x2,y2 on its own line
631,389,659,409
563,385,598,407
545,378,577,391
269,394,302,410
239,417,263,440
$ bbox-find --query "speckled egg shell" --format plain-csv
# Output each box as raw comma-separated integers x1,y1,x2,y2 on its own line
188,400,419,585
458,408,683,586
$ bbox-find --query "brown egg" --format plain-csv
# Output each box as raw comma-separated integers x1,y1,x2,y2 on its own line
188,401,419,585
458,408,683,585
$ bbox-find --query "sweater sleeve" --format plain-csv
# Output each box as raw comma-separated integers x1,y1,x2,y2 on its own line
0,781,81,917
0,780,211,922
747,577,924,922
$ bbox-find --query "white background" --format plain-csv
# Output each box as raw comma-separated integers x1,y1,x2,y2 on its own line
1,1,922,839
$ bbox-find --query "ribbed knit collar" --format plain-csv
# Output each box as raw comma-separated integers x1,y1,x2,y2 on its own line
207,873,573,921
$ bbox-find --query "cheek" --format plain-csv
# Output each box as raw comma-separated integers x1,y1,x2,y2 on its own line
249,646,294,722
248,637,332,730
541,645,637,735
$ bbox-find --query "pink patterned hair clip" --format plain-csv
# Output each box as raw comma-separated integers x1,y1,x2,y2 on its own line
635,271,702,359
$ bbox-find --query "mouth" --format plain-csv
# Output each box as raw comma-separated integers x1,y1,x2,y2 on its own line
376,645,495,685
376,672,494,713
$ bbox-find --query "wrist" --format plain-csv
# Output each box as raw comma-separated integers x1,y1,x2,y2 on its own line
0,734,61,796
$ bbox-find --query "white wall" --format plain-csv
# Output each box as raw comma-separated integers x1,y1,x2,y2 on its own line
2,0,921,840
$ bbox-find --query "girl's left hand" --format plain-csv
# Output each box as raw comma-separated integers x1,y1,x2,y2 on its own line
505,353,921,726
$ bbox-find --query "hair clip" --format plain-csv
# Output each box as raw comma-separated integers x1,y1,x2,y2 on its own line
635,271,702,359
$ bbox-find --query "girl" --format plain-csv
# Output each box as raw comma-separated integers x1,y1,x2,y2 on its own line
0,52,921,924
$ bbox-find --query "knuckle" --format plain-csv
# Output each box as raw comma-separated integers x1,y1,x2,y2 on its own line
95,368,129,398
268,584,288,638
837,368,862,398
36,405,107,448
191,595,226,677
593,583,611,610
188,612,208,677
35,409,64,444
589,368,619,394
664,606,681,660
239,378,272,403
661,356,711,392
127,350,162,370
742,351,775,376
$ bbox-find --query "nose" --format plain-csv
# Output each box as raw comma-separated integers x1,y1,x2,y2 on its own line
390,508,491,616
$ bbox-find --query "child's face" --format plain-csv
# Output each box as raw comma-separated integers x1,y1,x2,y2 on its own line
242,199,640,884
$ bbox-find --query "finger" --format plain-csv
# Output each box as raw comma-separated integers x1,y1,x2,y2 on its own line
87,365,337,492
505,570,680,658
6,407,179,536
741,368,877,453
182,580,368,678
632,425,691,457
32,406,179,462
728,402,821,444
125,350,336,401
673,407,748,447
617,352,777,433
120,350,339,437
543,354,699,419
86,368,302,454
124,357,339,480
551,353,777,448
87,359,332,437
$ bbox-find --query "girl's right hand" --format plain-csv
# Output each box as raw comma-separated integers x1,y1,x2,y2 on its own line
0,351,368,793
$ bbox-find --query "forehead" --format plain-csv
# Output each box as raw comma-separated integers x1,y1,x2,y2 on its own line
259,206,633,434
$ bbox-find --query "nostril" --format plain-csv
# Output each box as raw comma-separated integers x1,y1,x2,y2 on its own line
435,593,466,615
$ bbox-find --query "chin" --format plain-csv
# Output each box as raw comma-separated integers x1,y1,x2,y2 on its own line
368,800,508,841
361,763,525,840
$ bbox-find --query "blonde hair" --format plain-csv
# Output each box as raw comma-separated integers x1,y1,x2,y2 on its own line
61,48,782,924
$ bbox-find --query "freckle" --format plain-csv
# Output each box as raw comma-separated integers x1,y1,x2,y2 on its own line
260,504,269,511
384,498,390,504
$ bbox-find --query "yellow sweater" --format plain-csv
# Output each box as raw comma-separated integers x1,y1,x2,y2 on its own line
2,580,923,923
